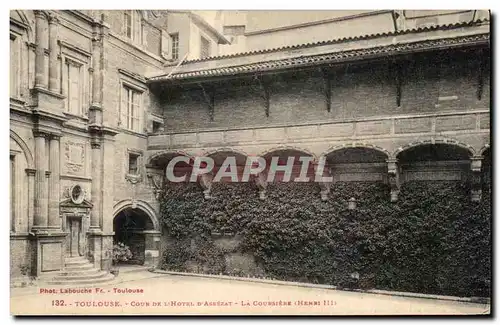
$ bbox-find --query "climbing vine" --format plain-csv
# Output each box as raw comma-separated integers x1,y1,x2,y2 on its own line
159,180,491,297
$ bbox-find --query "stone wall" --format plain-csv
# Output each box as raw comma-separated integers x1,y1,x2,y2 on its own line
160,51,490,134
9,10,167,279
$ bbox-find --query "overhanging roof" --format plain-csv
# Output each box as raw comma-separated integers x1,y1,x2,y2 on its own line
149,19,490,84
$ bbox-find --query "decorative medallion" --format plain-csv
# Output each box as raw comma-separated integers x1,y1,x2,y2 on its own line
70,184,85,204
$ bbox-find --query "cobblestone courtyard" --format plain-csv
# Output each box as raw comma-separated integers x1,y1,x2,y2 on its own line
11,271,490,315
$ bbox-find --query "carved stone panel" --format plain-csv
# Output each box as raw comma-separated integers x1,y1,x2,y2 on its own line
41,242,62,272
64,140,86,176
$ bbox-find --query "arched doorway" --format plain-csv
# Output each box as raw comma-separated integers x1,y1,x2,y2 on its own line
113,207,158,266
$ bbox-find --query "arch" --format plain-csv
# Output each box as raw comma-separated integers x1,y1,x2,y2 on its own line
147,149,195,167
393,138,475,158
203,147,250,166
320,143,390,161
258,145,318,161
113,199,160,232
479,144,490,156
203,147,250,158
10,130,34,169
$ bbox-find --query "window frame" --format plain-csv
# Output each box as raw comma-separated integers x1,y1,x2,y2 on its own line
10,32,22,99
170,32,179,61
125,148,144,180
59,42,91,118
64,58,84,116
120,82,145,133
124,11,133,39
200,35,211,59
128,152,140,175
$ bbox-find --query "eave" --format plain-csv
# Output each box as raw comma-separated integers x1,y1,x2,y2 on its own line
148,22,490,85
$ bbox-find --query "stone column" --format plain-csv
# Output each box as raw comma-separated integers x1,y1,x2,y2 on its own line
98,132,116,271
48,12,60,93
387,158,400,202
199,173,214,199
33,132,48,229
143,231,162,267
313,161,332,201
90,139,102,229
91,31,102,110
253,172,267,200
26,168,36,230
470,156,483,202
48,135,61,228
101,134,115,233
34,10,48,89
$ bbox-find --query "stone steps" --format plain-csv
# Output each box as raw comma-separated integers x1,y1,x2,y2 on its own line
64,263,95,272
46,256,115,286
48,273,115,286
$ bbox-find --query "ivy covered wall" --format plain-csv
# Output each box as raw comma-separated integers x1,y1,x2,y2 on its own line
159,180,491,297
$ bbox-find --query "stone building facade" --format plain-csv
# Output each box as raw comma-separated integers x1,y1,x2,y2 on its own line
9,9,220,284
10,9,491,284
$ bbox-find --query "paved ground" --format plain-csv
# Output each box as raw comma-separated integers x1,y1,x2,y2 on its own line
10,271,490,316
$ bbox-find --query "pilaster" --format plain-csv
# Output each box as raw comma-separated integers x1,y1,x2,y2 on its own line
25,168,36,230
34,10,49,89
90,139,102,229
144,230,161,267
100,131,116,235
48,12,60,93
48,134,61,228
32,131,49,230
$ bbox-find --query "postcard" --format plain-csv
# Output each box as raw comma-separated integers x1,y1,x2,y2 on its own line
9,9,491,316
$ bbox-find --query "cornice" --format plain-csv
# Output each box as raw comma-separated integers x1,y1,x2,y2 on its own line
149,32,489,84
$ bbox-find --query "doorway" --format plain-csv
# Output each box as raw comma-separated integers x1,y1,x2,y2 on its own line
113,208,154,265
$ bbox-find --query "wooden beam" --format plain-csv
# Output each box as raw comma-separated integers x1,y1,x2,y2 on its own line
477,49,485,101
198,83,215,121
394,61,402,107
320,68,332,112
254,75,270,117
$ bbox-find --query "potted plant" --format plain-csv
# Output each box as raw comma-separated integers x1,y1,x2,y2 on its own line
111,242,133,276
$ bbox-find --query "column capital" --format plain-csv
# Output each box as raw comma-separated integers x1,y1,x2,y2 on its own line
387,158,398,175
49,134,61,141
47,12,60,24
33,10,49,19
25,168,37,176
33,130,51,139
471,156,483,173
91,142,101,149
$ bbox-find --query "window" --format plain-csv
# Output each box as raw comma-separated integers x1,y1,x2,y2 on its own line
64,59,83,115
200,36,210,59
10,34,20,98
170,33,179,61
124,11,133,39
152,121,162,133
128,153,139,175
120,85,143,132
